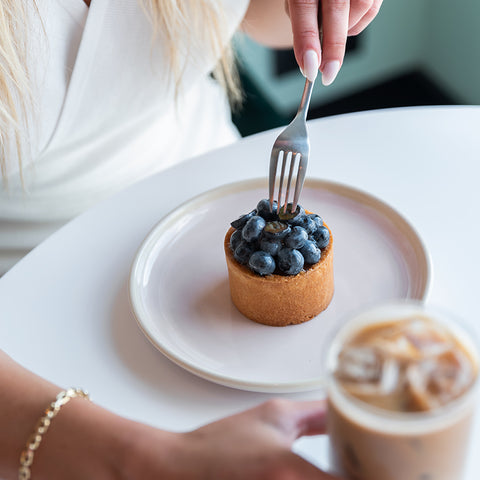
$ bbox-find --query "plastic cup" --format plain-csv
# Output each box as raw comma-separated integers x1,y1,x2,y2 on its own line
326,300,479,480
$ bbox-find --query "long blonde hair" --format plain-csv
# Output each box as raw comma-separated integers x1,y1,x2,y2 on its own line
0,0,242,180
0,1,34,183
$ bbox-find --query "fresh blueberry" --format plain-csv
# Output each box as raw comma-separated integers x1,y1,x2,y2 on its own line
234,241,255,265
256,199,278,221
231,209,256,230
259,237,282,257
288,214,308,229
284,226,308,249
308,214,323,230
263,221,291,239
305,216,318,234
293,214,316,234
313,226,330,249
278,203,306,224
278,248,304,275
300,240,321,264
242,216,266,242
229,229,243,251
248,251,276,276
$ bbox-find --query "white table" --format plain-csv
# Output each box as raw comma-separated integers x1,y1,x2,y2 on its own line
1,106,479,476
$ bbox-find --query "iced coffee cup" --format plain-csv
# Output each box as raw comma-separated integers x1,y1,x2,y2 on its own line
326,301,479,480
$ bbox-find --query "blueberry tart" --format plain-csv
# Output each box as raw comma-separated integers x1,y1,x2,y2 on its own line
224,199,334,326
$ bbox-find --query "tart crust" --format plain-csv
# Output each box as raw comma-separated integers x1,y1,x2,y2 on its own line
224,224,334,326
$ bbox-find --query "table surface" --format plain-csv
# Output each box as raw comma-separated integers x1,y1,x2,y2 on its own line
1,105,479,476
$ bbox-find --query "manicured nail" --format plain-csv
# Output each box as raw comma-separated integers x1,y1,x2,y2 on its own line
302,49,319,82
322,60,340,86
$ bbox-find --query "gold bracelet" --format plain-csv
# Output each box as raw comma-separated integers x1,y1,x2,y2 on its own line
18,388,91,480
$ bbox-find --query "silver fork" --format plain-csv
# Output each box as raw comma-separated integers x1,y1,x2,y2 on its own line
269,78,315,214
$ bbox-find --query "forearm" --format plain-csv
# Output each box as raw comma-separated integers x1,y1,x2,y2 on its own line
0,350,58,478
241,0,293,48
0,351,335,479
0,350,124,479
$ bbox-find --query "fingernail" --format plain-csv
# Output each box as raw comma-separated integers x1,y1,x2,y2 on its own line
322,60,340,86
302,49,319,82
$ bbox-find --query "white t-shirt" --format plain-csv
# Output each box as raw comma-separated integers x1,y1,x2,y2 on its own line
0,0,249,274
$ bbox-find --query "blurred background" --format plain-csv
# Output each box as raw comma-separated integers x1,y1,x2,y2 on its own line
232,0,480,136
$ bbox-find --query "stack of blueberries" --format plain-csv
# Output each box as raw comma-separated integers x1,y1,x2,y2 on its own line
229,199,330,276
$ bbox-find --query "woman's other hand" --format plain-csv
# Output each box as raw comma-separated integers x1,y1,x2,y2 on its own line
124,399,342,479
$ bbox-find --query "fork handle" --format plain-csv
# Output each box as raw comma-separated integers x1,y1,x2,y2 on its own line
297,78,314,121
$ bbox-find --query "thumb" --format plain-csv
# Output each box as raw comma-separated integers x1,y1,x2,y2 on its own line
263,399,328,443
288,399,328,439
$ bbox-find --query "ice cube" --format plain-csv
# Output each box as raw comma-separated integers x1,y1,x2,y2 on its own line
429,349,475,403
368,333,418,361
403,317,451,358
380,358,400,394
405,361,438,411
339,357,403,410
336,346,382,383
406,347,475,410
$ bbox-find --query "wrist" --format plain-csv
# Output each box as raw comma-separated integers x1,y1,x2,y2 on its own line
19,389,91,480
31,396,124,480
119,421,191,480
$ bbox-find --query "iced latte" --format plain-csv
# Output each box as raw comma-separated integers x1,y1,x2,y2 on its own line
327,302,478,480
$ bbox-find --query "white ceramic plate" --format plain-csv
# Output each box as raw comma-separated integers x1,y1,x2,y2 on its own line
129,178,430,393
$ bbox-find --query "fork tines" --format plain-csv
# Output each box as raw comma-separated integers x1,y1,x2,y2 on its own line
269,149,306,215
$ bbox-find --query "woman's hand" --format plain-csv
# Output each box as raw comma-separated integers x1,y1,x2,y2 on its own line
124,399,341,479
0,350,339,479
286,0,383,84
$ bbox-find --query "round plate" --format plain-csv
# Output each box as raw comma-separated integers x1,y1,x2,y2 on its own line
129,178,431,393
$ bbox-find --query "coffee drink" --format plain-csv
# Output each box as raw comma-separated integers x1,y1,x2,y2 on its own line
327,302,478,480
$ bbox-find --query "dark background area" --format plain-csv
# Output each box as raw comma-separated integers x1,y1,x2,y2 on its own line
232,37,457,137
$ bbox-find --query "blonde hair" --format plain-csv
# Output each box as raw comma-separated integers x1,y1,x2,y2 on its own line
0,0,34,183
142,0,242,106
0,0,242,180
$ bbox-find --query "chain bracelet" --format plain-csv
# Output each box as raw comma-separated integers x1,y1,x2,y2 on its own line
18,388,91,480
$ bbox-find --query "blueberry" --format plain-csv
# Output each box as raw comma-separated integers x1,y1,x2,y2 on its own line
313,226,330,249
256,199,278,221
278,203,306,224
278,248,304,275
242,216,266,242
259,237,282,257
305,216,318,234
263,221,291,239
231,209,256,230
234,241,255,265
284,226,308,249
308,214,323,230
288,214,308,229
293,214,316,234
229,229,243,251
248,251,276,276
300,240,321,264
